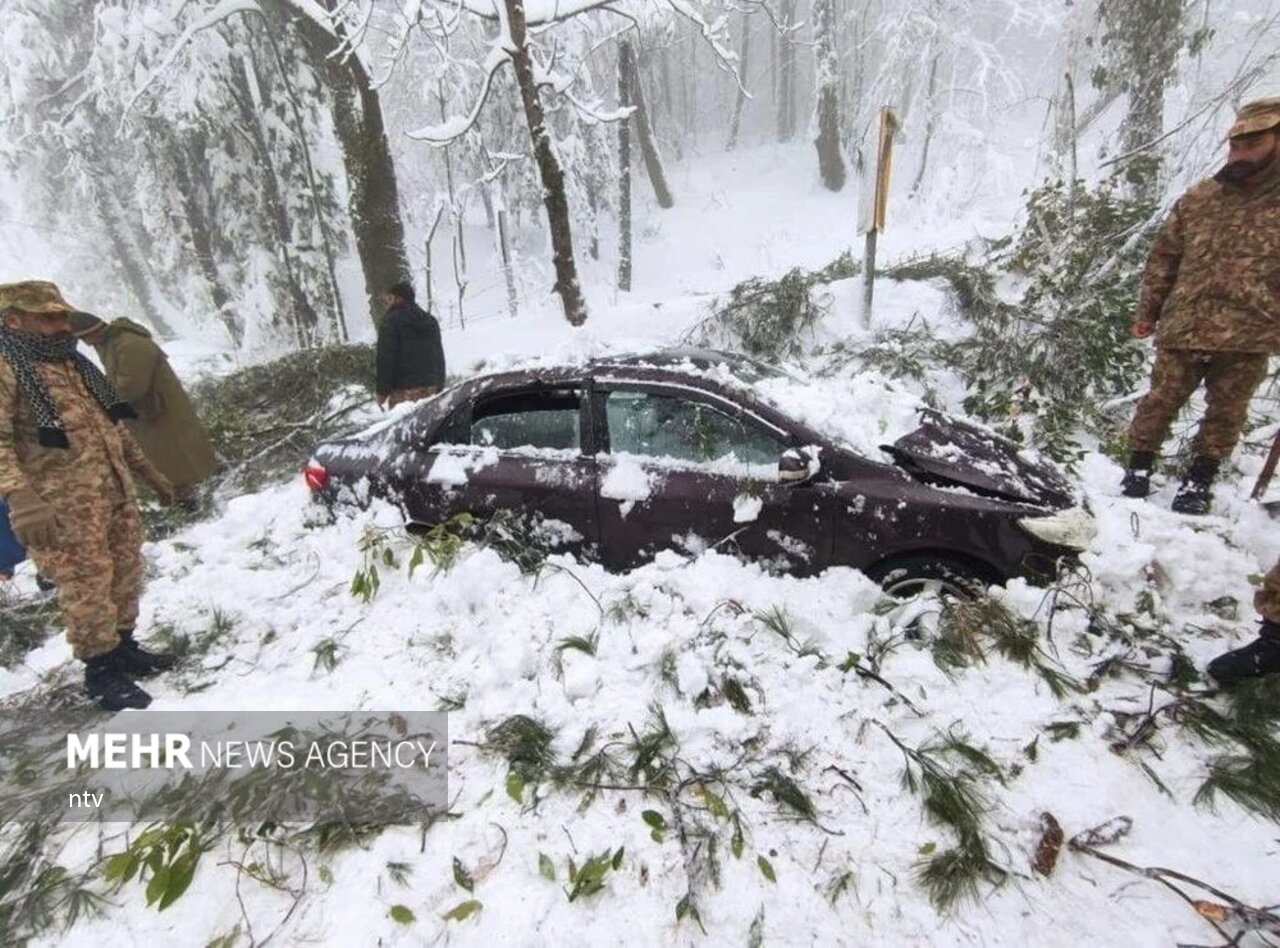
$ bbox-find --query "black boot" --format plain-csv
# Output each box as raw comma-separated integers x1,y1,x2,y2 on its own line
84,648,153,711
115,628,178,678
1171,456,1220,515
1207,621,1280,686
1120,451,1156,498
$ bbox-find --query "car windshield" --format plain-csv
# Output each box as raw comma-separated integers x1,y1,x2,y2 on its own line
750,372,926,459
703,354,795,385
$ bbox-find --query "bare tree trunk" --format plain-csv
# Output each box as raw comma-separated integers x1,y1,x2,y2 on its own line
169,131,241,345
503,0,588,325
813,0,846,190
1102,0,1185,203
683,33,695,149
85,131,174,339
726,16,752,150
618,41,633,292
91,179,174,339
658,44,681,160
250,12,348,343
497,204,519,318
1062,72,1079,213
620,42,674,209
778,0,798,142
909,53,939,197
844,0,872,152
452,226,469,329
438,81,461,243
771,13,779,134
231,51,318,348
424,203,444,312
286,0,410,334
1123,68,1166,203
581,125,605,260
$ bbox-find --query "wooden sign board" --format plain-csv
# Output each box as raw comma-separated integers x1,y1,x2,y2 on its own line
859,107,899,234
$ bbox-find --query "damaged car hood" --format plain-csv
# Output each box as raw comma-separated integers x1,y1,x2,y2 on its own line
881,410,1075,509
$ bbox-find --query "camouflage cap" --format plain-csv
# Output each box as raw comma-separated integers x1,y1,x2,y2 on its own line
1228,97,1280,139
0,281,76,317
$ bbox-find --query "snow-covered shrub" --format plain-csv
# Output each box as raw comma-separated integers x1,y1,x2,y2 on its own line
987,175,1156,457
0,590,59,669
690,252,859,358
192,344,376,490
865,177,1156,463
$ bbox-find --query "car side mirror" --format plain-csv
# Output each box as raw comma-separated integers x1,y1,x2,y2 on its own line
779,446,820,484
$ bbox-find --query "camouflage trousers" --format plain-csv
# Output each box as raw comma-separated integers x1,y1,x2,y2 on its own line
1127,349,1270,460
25,476,143,661
1256,560,1280,625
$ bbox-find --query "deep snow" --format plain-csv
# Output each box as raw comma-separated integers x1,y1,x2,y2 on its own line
1,137,1278,947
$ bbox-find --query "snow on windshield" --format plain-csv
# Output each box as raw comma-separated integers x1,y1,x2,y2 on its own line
751,371,924,458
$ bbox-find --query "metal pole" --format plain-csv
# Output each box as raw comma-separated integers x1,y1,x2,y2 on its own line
862,228,877,327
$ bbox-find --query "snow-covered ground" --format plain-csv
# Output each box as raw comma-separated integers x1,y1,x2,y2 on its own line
3,139,1279,947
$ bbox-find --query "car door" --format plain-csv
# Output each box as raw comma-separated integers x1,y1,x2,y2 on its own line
404,384,600,559
593,385,832,574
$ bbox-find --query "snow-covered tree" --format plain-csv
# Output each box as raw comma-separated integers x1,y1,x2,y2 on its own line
812,0,846,190
383,0,736,325
1095,0,1188,201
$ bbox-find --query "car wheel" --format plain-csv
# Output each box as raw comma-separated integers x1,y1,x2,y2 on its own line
866,555,994,601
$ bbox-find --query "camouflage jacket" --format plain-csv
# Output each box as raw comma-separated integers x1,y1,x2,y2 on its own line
0,357,163,502
1137,161,1280,352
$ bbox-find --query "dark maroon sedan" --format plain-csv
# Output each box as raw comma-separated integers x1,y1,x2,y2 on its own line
306,350,1094,595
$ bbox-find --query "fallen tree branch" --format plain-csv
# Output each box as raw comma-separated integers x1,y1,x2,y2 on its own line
1069,818,1280,946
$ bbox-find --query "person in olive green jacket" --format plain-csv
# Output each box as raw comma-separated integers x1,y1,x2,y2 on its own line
69,312,217,510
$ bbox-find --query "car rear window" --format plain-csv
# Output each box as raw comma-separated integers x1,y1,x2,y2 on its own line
470,390,581,451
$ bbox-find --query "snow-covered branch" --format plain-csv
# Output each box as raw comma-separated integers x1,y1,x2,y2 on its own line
405,45,510,143
122,0,262,119
456,0,621,26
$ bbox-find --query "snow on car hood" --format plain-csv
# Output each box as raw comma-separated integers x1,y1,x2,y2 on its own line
751,371,925,457
883,409,1075,508
750,371,1073,507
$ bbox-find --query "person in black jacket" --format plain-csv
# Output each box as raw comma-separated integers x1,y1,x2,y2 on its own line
376,282,446,408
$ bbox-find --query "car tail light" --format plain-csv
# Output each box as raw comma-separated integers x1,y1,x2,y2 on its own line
304,461,329,492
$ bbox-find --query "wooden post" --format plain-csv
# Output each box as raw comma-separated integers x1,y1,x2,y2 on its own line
858,106,898,327
862,230,877,323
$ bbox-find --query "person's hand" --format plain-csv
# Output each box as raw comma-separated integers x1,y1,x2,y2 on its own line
146,474,176,507
7,487,61,549
1131,320,1155,339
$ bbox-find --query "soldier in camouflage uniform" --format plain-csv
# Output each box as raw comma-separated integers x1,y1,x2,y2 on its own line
1122,98,1280,514
1207,559,1280,684
0,281,177,711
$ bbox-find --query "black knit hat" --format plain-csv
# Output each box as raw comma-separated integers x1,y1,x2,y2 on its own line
388,281,415,303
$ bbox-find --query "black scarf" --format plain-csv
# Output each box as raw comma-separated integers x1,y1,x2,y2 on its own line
0,327,136,448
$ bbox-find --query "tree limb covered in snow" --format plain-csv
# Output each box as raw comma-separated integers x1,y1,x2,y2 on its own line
405,47,510,143
122,0,263,119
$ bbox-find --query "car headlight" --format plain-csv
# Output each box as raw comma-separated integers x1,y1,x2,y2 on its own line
1017,507,1096,551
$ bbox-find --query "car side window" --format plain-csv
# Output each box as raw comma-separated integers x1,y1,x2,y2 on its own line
605,390,781,466
469,389,582,451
